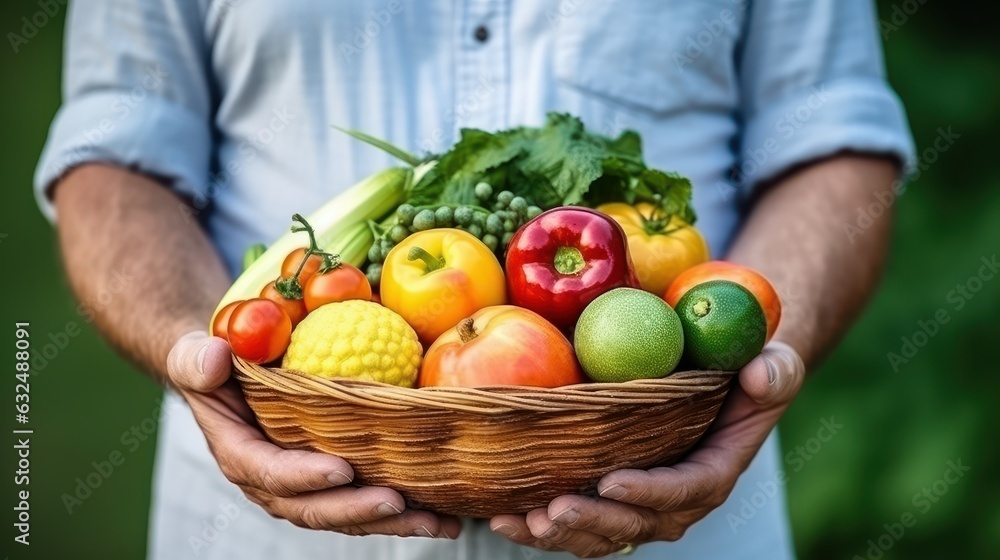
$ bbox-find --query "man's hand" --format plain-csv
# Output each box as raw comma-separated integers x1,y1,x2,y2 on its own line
489,342,804,557
167,331,463,539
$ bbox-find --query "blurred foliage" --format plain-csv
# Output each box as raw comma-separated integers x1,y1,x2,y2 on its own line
0,1,996,559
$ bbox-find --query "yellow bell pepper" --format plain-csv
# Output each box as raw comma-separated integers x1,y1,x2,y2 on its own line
380,229,507,345
597,202,710,296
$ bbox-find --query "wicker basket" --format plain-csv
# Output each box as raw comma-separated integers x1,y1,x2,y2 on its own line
233,356,734,518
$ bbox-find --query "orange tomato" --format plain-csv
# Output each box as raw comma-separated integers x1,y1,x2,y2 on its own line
280,248,325,286
260,281,308,326
419,305,585,388
302,263,372,312
664,261,781,342
212,300,241,340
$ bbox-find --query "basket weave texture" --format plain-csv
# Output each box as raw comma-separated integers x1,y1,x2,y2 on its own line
233,356,734,518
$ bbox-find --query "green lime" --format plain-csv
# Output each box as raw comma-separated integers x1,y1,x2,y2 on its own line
675,280,766,370
574,288,684,382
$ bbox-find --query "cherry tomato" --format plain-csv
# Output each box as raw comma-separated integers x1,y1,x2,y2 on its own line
303,263,372,312
280,248,325,286
212,300,242,341
260,281,307,326
228,298,292,364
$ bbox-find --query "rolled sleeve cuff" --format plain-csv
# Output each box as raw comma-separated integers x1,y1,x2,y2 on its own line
33,92,211,221
738,78,916,194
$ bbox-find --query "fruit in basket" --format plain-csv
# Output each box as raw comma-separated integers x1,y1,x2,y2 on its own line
419,306,585,388
282,300,422,387
505,207,640,332
302,262,372,311
228,299,292,364
665,261,781,342
674,280,766,370
597,202,709,296
260,281,308,326
574,288,683,382
380,229,506,345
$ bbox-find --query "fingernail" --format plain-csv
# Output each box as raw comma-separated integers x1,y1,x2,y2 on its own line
551,508,579,525
599,484,627,500
413,525,434,538
539,524,560,539
196,343,209,377
327,471,352,486
375,502,402,516
762,354,778,385
493,523,518,538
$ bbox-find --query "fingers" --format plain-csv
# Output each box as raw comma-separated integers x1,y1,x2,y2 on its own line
490,515,563,552
249,485,453,538
597,463,729,513
167,331,232,392
738,341,805,407
524,508,626,558
546,495,677,543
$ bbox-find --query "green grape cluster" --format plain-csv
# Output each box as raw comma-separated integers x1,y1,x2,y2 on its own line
364,183,543,284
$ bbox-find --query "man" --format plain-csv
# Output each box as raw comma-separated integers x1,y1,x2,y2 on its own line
36,0,913,558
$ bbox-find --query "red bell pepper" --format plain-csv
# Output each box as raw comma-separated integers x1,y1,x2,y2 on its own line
505,207,639,331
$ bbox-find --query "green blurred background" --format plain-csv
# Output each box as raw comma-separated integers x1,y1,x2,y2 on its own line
1,1,996,558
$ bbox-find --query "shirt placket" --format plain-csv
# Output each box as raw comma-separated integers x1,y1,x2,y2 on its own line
453,0,509,136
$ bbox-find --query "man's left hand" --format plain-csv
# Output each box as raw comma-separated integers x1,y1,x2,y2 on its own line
490,342,805,558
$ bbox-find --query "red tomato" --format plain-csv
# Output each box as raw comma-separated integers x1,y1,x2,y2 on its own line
664,261,781,342
260,281,307,326
280,248,325,286
303,264,372,312
419,305,585,388
370,292,382,305
212,300,241,341
228,299,292,364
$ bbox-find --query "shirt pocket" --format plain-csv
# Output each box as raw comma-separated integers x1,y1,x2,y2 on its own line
554,0,742,114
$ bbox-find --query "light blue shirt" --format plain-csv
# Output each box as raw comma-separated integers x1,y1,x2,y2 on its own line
36,1,913,559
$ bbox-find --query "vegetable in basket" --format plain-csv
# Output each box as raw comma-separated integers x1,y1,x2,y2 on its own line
380,229,506,345
505,207,639,332
598,201,709,296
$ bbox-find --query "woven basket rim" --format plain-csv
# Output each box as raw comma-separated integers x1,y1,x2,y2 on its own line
233,355,736,415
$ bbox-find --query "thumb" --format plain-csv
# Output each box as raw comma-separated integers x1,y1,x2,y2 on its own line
737,341,805,407
166,331,232,392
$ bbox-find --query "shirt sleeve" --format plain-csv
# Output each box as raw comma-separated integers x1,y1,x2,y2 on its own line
33,0,213,221
736,0,916,193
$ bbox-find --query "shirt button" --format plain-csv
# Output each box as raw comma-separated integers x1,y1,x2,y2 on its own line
474,25,489,43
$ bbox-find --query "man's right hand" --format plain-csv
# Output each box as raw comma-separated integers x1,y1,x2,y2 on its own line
166,331,462,539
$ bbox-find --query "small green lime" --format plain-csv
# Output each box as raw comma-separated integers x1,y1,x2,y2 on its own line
574,288,684,382
675,280,766,370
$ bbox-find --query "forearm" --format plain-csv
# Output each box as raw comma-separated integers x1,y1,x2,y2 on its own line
726,154,897,369
53,164,231,383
